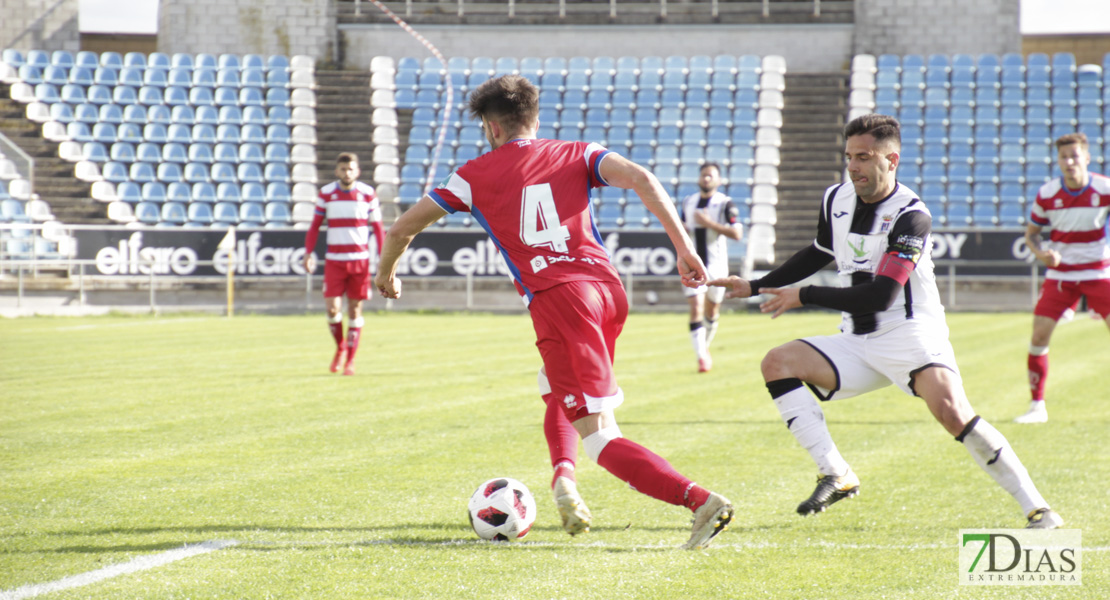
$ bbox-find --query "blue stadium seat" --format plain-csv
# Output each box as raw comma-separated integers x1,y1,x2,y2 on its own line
997,202,1025,227
192,68,217,88
211,163,237,184
65,121,92,142
135,201,161,224
91,122,117,143
242,182,266,204
264,201,292,226
117,181,142,202
971,200,998,227
128,162,155,184
82,141,108,162
192,182,217,202
973,162,998,184
263,163,291,184
216,182,242,203
143,182,168,203
213,201,239,224
108,141,134,162
185,201,214,226
167,181,192,204
213,142,237,163
265,182,292,203
49,103,75,125
137,142,162,163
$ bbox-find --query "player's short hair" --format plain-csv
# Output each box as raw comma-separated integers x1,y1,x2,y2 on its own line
700,162,721,175
336,152,359,166
468,75,540,134
1054,132,1089,151
844,114,901,150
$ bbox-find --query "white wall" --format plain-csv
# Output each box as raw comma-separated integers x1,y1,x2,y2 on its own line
853,0,1021,56
1,0,81,52
157,0,336,62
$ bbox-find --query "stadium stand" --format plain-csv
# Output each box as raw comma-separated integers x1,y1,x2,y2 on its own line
2,49,314,228
372,52,784,241
851,51,1106,228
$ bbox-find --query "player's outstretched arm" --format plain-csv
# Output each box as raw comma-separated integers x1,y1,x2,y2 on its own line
598,153,707,287
375,195,447,299
707,276,753,299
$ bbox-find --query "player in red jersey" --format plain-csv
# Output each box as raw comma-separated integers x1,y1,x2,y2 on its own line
1017,132,1110,423
303,153,385,376
375,75,734,549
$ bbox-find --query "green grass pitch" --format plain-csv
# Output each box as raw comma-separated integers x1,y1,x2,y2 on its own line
1,310,1107,599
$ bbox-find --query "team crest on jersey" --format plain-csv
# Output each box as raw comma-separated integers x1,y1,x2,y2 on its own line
331,194,338,200
1092,194,1100,206
880,214,894,233
530,256,548,273
1055,198,1064,208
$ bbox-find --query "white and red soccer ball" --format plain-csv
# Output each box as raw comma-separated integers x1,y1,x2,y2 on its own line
467,477,537,541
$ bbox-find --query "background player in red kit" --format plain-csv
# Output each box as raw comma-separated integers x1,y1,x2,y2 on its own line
374,75,735,549
1016,132,1110,423
303,153,385,376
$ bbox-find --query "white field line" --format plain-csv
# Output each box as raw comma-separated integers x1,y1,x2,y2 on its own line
51,317,215,332
0,539,238,600
251,538,1110,552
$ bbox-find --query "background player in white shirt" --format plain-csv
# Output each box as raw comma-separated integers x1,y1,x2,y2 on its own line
679,163,742,372
1016,132,1110,423
710,114,1062,529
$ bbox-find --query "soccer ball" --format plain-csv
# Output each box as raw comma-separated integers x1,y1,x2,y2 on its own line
466,477,537,541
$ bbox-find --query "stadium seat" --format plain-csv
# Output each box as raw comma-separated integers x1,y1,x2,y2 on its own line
154,201,185,226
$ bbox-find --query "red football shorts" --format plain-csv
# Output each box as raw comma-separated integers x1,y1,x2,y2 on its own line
323,259,371,300
529,280,628,421
1034,278,1110,320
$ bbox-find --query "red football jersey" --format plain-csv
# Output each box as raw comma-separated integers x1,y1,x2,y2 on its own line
429,138,622,302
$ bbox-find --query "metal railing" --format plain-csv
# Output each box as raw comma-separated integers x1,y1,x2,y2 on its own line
1,254,1047,315
342,0,849,22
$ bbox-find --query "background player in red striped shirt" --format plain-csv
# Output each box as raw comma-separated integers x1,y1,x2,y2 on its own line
374,75,734,549
303,153,385,376
1017,132,1110,423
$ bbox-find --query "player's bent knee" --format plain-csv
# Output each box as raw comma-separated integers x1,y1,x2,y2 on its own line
583,426,623,462
760,346,794,380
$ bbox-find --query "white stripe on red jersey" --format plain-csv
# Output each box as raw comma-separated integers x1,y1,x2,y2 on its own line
1031,173,1110,281
315,181,382,261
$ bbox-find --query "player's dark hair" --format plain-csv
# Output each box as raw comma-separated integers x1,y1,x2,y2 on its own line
844,114,901,150
336,152,359,166
468,74,540,135
1055,132,1089,150
700,162,721,175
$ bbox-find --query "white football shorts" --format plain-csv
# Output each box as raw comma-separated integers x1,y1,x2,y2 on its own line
799,319,961,400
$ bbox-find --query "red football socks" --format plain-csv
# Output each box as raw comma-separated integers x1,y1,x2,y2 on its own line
596,437,704,510
543,392,579,487
1027,352,1048,401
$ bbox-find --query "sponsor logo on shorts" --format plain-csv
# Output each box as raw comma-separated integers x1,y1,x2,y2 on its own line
563,394,577,409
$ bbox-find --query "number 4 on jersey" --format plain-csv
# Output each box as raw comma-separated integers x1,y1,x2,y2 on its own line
520,183,571,253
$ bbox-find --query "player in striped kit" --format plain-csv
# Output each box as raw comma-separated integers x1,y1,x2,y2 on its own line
711,114,1062,529
375,75,734,549
303,153,385,376
679,163,742,372
1016,132,1110,423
